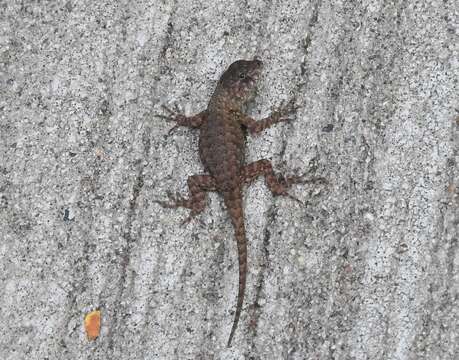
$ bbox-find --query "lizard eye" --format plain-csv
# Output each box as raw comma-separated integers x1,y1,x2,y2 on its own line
239,73,246,79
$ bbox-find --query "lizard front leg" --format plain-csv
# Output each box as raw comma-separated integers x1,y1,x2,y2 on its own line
236,98,298,135
156,175,216,224
155,104,207,135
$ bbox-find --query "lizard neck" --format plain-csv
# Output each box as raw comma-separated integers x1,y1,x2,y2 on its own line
208,85,245,113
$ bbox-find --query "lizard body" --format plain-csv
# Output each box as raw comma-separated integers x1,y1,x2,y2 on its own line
157,59,303,347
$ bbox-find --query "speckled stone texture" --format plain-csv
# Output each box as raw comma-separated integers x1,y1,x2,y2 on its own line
0,1,457,359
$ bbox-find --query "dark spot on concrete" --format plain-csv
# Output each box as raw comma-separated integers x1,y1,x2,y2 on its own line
63,209,70,221
99,99,112,117
65,1,73,12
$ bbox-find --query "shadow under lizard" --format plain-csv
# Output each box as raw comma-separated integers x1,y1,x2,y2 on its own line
156,59,306,347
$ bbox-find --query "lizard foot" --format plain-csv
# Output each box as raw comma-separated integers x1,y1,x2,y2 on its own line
286,175,328,186
155,191,191,209
155,191,205,226
270,97,300,124
154,104,187,136
179,210,205,226
276,191,304,205
271,174,327,205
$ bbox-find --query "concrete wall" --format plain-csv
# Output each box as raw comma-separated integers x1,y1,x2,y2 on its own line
1,1,457,359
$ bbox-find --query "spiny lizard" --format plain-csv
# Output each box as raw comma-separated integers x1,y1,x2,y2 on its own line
156,59,306,347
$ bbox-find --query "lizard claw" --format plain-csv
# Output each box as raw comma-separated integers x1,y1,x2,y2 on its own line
270,182,304,205
280,175,328,205
154,104,187,136
272,173,327,206
155,191,191,209
167,124,181,136
161,104,183,117
276,174,302,188
293,176,328,185
155,191,204,226
154,199,176,209
271,98,299,123
283,192,304,206
180,215,194,226
179,210,205,227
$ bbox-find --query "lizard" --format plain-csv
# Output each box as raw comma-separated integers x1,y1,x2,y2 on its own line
156,59,305,347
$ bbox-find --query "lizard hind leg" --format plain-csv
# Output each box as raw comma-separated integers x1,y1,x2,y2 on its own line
241,159,305,204
155,175,216,225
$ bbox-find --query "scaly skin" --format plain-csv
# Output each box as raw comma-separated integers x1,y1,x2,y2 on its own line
156,59,304,347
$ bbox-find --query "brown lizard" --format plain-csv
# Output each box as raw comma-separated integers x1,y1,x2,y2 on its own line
156,59,305,347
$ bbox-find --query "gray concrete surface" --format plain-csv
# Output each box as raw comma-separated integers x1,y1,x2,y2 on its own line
0,1,457,359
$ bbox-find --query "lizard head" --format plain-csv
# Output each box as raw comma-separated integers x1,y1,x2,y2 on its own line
215,59,263,108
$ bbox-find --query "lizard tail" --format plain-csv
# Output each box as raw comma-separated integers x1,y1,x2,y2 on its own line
224,193,247,348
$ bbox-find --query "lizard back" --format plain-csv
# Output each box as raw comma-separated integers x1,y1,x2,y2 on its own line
199,110,246,192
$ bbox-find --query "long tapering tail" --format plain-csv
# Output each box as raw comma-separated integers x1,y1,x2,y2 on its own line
225,193,247,348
